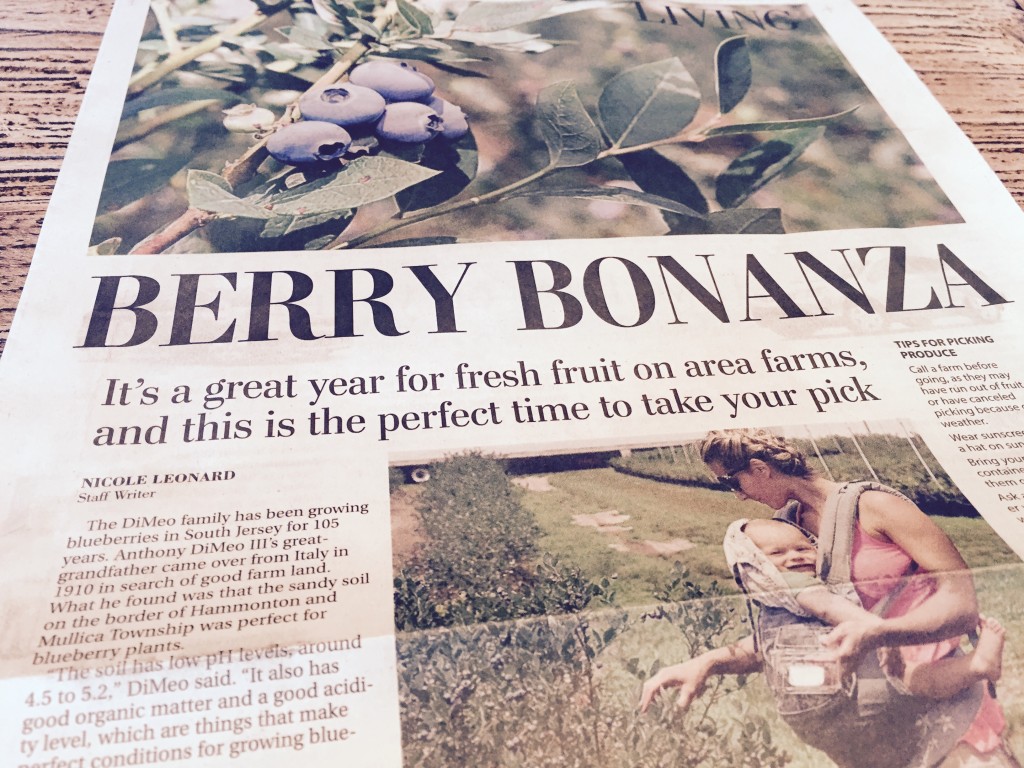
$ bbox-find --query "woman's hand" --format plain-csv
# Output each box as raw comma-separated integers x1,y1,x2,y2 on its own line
822,615,884,667
638,657,712,714
639,636,762,714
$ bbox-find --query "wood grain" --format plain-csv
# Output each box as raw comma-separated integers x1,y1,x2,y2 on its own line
856,0,1024,198
0,2,114,351
0,0,1022,353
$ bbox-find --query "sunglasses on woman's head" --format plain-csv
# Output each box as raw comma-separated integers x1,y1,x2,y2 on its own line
718,466,746,491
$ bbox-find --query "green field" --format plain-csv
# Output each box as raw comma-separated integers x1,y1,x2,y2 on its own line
519,467,1020,605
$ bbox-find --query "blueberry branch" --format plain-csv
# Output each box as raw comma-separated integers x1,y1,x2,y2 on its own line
129,208,215,257
328,108,724,250
327,165,553,249
225,42,375,187
128,32,383,255
151,0,184,55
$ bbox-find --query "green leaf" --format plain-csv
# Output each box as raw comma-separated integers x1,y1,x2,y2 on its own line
707,207,785,234
397,0,435,35
95,157,189,213
373,236,460,248
348,16,383,39
346,135,380,159
618,150,708,214
304,234,339,250
663,213,710,235
447,29,552,53
87,237,122,256
503,185,706,220
191,170,230,195
453,0,557,32
270,156,440,214
705,106,859,137
598,58,701,148
715,128,823,208
260,210,351,238
261,215,298,239
397,135,478,212
379,45,484,68
385,140,429,165
262,42,320,65
181,61,257,87
536,82,603,168
715,36,751,114
266,59,298,74
187,170,274,219
280,24,332,51
311,0,353,27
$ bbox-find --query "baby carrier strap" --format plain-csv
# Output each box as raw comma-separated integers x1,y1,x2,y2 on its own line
816,480,907,588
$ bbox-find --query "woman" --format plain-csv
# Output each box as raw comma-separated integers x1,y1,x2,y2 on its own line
639,429,1017,768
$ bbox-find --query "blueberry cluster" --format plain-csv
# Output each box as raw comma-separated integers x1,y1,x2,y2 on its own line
266,60,469,166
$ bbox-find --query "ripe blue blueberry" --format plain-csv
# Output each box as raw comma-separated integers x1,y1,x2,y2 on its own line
375,102,443,143
299,84,386,126
350,61,435,102
266,121,352,165
426,97,469,140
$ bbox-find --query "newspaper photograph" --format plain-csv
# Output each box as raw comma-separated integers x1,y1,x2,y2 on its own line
1,0,1023,765
93,0,960,255
390,426,1024,767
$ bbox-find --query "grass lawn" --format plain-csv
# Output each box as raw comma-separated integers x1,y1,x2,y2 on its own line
522,467,1020,605
521,468,743,603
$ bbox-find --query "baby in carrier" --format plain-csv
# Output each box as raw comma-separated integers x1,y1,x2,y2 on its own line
727,517,1004,700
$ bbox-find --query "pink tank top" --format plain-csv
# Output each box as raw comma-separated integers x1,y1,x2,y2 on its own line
850,522,934,616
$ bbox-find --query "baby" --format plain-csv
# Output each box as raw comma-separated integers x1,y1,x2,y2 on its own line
742,518,1004,700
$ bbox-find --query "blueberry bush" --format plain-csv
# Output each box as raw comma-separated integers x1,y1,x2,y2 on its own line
391,454,790,764
393,452,612,629
91,0,954,254
395,569,789,766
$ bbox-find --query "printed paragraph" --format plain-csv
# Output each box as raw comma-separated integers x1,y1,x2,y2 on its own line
17,639,374,766
902,334,1024,519
42,503,372,666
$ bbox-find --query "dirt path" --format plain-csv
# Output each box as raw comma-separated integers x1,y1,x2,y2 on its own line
520,475,697,558
389,489,424,566
512,475,554,492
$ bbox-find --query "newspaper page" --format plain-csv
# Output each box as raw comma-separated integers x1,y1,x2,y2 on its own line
2,0,1024,765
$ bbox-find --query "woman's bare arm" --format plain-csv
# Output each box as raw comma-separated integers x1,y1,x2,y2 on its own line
797,585,883,627
639,635,761,713
824,491,977,658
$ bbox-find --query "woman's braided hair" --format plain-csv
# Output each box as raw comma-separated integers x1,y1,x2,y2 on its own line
699,429,813,478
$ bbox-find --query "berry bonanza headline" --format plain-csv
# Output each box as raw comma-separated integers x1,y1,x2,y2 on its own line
79,241,1008,348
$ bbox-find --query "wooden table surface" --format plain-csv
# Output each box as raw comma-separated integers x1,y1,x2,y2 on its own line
1,0,1023,354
